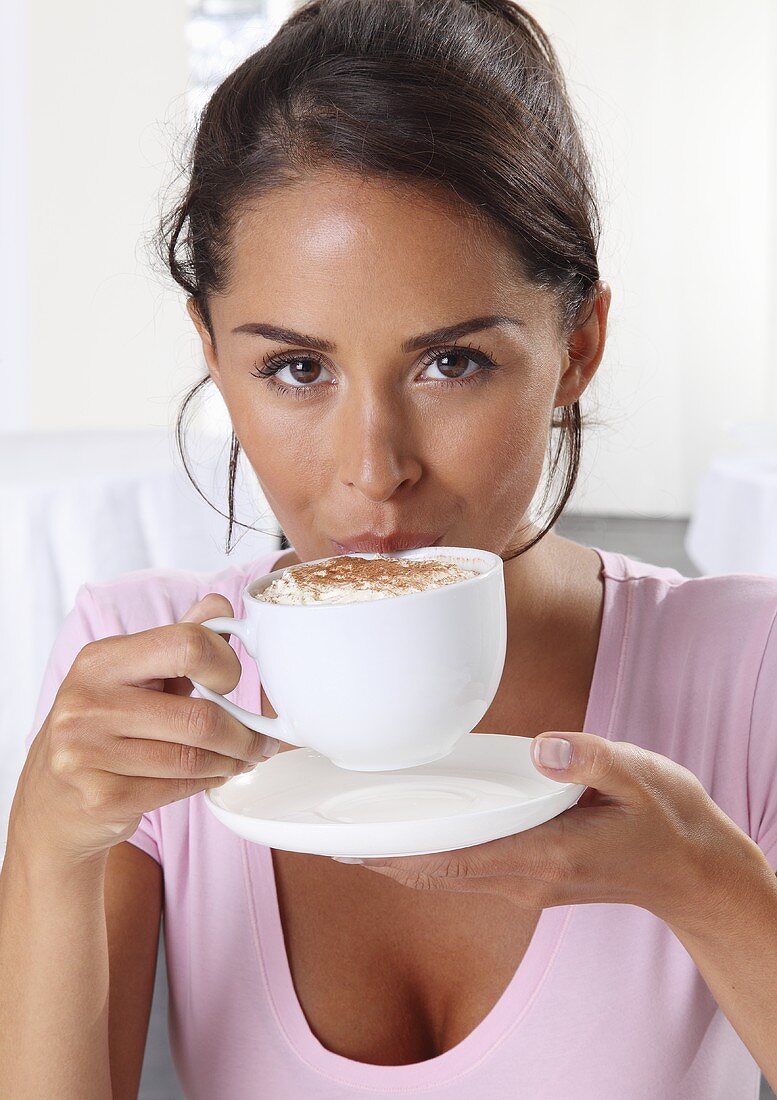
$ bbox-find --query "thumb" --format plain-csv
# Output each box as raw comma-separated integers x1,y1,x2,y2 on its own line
530,731,638,799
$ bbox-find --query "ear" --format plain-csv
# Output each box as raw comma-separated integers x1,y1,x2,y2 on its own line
554,280,611,407
187,297,222,387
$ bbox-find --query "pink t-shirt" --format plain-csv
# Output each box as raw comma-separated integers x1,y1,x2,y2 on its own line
25,546,777,1099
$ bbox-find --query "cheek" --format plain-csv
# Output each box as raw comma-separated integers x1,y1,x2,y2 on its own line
430,387,549,489
437,388,553,539
229,395,329,503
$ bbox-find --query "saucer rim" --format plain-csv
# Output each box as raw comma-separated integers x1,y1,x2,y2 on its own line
205,733,586,834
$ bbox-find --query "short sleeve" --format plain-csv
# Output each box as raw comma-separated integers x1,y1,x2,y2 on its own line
25,583,160,863
748,604,777,872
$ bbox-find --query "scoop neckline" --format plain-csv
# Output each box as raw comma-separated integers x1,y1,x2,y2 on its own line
240,544,630,1090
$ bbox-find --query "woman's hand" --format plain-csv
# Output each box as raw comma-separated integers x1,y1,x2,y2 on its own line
337,731,767,935
10,594,280,864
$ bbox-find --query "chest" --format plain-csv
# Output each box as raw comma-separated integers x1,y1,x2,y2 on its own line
257,630,593,1066
260,706,560,1066
271,846,541,1065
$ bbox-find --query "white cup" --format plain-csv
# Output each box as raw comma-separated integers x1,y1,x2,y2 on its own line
190,546,507,771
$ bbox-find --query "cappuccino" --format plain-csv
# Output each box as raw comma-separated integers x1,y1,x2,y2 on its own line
258,553,478,606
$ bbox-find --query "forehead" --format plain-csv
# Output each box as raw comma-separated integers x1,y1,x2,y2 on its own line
213,171,551,334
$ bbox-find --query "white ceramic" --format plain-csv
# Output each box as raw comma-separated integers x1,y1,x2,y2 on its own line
190,546,507,771
205,732,586,858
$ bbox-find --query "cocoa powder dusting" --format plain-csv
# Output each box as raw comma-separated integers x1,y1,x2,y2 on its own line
286,554,470,594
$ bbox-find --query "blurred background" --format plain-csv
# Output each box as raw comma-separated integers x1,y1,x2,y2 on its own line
1,1,776,1096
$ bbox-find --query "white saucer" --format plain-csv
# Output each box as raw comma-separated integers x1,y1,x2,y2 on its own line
205,733,586,858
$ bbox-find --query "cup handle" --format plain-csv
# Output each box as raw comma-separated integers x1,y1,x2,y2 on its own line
189,617,303,749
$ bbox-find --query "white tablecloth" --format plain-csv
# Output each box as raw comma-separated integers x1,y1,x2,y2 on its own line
0,429,281,844
685,453,777,575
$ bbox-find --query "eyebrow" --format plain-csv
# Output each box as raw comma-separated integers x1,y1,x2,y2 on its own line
231,314,524,354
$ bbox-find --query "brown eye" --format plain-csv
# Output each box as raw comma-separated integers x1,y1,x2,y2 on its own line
421,350,482,382
434,351,471,379
284,358,322,384
254,356,334,387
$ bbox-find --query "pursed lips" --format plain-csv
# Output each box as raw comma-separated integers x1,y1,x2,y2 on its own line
331,532,444,554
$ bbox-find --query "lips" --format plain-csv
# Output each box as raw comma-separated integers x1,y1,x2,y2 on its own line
332,532,443,554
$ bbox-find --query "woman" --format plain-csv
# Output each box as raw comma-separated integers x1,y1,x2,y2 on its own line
2,0,776,1096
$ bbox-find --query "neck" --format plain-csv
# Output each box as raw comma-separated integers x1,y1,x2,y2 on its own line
502,528,566,621
501,529,604,680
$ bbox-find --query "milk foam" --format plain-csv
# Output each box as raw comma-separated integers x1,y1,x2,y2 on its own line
258,553,478,605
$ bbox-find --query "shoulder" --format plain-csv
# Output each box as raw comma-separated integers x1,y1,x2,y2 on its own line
79,549,286,637
595,550,777,853
598,548,777,654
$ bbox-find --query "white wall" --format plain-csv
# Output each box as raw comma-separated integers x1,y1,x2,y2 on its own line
0,0,30,431
24,0,194,435
527,0,777,515
8,0,777,515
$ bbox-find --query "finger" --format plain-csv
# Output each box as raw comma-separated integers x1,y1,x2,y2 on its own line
81,770,234,819
89,736,255,779
353,864,515,897
73,601,242,695
530,731,656,799
165,595,237,697
336,835,524,877
116,688,280,763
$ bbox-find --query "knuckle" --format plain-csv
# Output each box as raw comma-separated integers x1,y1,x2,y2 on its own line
51,686,103,739
50,697,83,737
79,783,112,819
177,624,211,677
662,756,701,798
177,741,208,777
630,745,660,784
403,870,437,892
185,699,221,743
49,744,81,777
589,739,619,786
613,741,664,798
439,853,473,879
73,640,102,672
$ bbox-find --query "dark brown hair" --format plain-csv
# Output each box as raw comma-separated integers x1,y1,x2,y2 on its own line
154,0,602,559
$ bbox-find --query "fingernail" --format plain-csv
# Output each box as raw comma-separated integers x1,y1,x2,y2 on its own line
238,761,255,773
535,737,573,769
261,738,281,759
331,856,363,864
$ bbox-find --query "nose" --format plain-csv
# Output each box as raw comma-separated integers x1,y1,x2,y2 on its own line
335,387,423,503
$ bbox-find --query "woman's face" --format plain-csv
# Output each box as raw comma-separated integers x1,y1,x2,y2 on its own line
190,170,610,564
